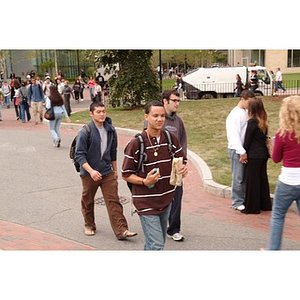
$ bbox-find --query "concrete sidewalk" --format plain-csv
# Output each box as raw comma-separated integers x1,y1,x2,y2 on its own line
0,92,299,250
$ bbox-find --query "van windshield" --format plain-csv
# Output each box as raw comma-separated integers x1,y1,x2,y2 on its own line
257,69,270,84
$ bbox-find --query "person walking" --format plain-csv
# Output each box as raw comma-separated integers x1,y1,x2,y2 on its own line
45,85,70,147
74,101,137,239
11,79,21,120
249,70,258,93
61,80,73,117
28,77,45,124
234,74,243,97
0,87,4,121
43,76,53,98
266,96,300,250
226,89,255,210
122,100,188,250
88,76,95,100
240,97,272,214
93,81,102,103
72,79,81,103
18,81,31,123
2,81,11,108
274,67,286,95
161,89,187,242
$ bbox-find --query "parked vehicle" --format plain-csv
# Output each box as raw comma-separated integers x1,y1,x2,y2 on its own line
182,66,272,99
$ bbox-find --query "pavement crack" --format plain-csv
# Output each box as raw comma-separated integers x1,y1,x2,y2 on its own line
25,208,71,226
28,185,78,194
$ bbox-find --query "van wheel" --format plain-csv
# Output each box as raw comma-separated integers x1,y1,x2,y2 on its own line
199,92,217,99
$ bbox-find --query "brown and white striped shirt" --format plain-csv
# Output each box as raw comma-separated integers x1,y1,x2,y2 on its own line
121,130,187,215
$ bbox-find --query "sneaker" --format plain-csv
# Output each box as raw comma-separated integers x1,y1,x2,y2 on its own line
231,204,245,211
56,138,61,148
167,232,184,241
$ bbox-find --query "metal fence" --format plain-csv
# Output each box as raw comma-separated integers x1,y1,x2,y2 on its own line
164,80,300,99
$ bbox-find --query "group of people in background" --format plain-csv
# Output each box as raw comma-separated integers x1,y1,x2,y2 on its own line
234,67,286,97
226,89,300,250
0,70,106,148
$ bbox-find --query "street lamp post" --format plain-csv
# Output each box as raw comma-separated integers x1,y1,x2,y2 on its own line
159,50,162,92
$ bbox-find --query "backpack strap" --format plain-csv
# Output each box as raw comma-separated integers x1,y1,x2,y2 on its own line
163,129,174,158
83,124,91,148
135,133,147,173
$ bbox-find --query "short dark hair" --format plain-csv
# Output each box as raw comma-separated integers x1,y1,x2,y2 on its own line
145,100,164,114
90,101,105,112
240,89,255,100
161,89,179,101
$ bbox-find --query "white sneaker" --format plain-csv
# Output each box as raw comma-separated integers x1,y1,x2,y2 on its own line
231,204,245,211
168,233,184,241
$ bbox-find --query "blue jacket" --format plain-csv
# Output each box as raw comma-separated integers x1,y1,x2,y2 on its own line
28,84,44,103
75,117,117,176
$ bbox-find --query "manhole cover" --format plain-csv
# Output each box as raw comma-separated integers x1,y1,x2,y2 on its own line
95,195,130,205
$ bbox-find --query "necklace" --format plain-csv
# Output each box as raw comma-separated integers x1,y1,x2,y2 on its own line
146,131,160,157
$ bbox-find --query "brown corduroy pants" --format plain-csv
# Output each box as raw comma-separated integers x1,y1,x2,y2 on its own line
80,172,128,239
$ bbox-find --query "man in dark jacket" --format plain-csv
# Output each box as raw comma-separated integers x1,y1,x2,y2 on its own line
162,89,187,242
75,101,137,239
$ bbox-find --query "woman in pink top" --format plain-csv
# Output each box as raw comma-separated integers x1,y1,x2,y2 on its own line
88,76,95,100
267,96,300,250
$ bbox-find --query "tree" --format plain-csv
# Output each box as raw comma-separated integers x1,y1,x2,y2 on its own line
94,50,160,107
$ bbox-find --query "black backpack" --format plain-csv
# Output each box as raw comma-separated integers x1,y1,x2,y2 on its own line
69,124,91,172
127,129,174,191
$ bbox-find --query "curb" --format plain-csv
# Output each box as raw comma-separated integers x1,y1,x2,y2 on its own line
58,120,299,212
60,121,233,198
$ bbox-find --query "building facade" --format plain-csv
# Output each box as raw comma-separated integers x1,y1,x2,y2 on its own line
2,50,93,80
228,49,300,74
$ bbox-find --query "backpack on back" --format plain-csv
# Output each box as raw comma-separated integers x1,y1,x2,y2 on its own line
69,124,91,172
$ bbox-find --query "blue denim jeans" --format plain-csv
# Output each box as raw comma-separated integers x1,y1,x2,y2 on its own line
275,81,286,92
19,101,31,122
49,112,62,146
139,204,172,250
228,149,245,207
4,94,10,107
268,180,300,250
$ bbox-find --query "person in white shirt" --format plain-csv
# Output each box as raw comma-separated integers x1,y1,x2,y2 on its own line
274,67,286,95
226,90,255,210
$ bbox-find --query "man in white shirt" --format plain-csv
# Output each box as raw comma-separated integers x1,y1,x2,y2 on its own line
274,67,286,95
226,90,255,210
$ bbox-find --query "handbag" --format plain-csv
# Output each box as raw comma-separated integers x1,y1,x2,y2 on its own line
266,135,274,157
44,106,55,120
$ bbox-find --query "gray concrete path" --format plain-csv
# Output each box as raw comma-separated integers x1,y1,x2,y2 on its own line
1,93,300,250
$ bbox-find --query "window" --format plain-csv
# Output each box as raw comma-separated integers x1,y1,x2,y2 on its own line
288,50,300,67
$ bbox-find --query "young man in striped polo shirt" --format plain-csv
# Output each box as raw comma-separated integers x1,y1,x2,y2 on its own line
121,100,188,250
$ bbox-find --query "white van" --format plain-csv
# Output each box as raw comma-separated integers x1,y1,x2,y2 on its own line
182,66,273,99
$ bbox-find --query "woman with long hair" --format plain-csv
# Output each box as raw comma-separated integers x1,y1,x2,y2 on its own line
241,97,272,214
45,85,70,147
267,96,300,250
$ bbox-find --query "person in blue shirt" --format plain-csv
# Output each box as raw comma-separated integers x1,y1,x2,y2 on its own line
28,78,45,124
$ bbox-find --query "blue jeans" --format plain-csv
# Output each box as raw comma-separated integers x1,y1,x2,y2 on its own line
139,204,172,250
49,112,62,146
89,87,94,100
19,101,31,122
4,94,10,107
228,149,245,207
268,180,300,250
275,81,286,92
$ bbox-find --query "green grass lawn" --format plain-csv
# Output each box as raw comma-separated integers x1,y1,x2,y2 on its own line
70,96,283,194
